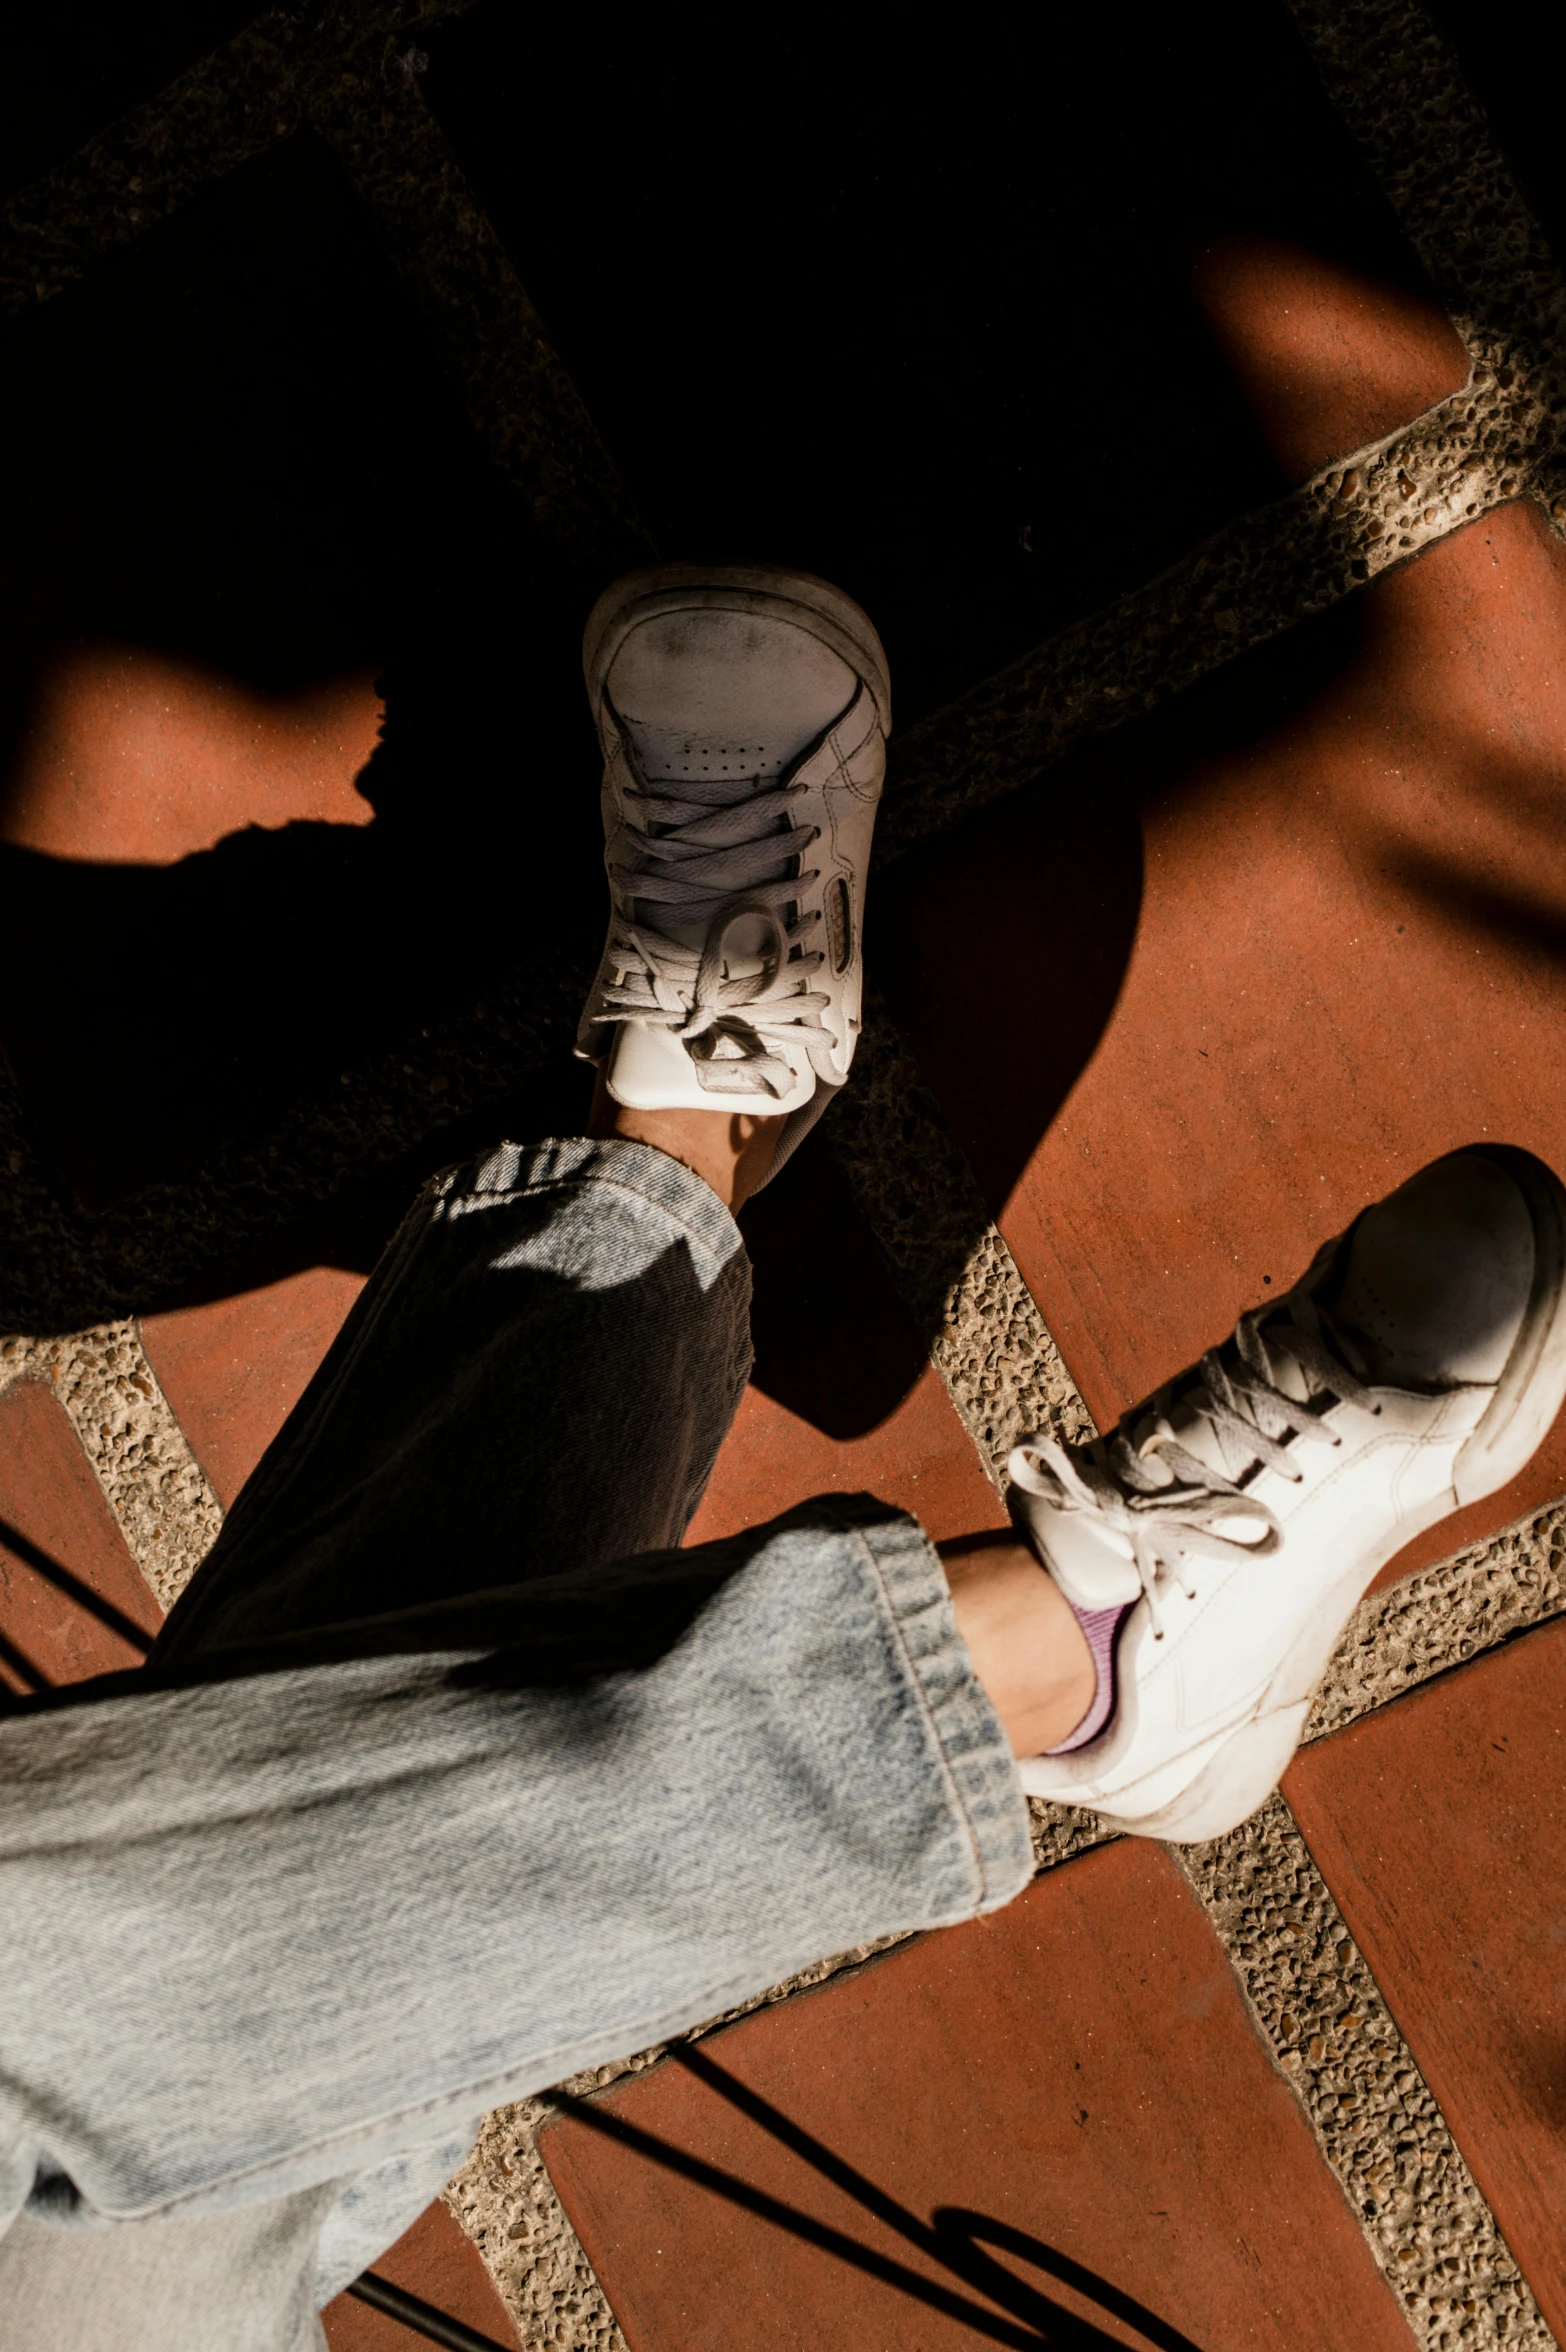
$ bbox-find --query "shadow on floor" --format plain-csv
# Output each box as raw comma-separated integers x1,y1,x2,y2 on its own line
555,2043,1205,2352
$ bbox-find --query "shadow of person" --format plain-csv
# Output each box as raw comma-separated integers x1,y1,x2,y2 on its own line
875,598,1369,1261
0,586,602,1217
0,124,639,1339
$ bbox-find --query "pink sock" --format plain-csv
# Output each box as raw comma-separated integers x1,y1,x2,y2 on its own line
1045,1602,1131,1755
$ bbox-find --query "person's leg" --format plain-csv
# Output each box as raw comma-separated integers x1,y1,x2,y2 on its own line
149,1128,760,1664
11,1140,1566,2352
0,1486,1043,2231
25,545,1566,2352
4,657,1085,2339
5,562,936,2346
151,558,892,1667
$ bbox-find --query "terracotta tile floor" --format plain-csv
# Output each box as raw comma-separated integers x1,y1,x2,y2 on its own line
1286,1616,1566,2342
3,4,1566,2349
693,1150,1008,1547
882,497,1566,1589
142,1263,368,1509
540,1845,1412,2352
0,1378,158,1694
320,2198,522,2352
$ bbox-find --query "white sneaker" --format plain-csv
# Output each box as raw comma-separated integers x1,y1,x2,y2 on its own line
1010,1147,1566,1842
577,563,891,1162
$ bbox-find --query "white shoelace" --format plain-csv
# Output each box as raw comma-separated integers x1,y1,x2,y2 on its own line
1007,1295,1379,1638
602,747,830,1098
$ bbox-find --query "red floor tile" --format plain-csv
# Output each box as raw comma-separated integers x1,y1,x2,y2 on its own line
141,1264,365,1509
1191,236,1465,482
884,499,1566,1592
134,1065,607,1512
689,1145,1005,1549
539,1839,1410,2352
0,1377,162,1693
1285,1615,1566,2337
321,2195,521,2352
687,1369,1005,1553
0,647,379,864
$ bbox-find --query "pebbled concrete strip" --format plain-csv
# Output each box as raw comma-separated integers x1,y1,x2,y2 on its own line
1289,0,1566,370
827,992,1096,1479
878,364,1561,869
49,1322,224,1615
444,1935,917,2352
0,1322,224,1615
0,2,467,320
1310,1501,1566,1743
0,0,642,582
1179,1794,1552,2350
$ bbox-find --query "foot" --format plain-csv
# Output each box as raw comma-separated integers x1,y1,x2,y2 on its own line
577,562,891,1177
1008,1146,1566,1841
586,1069,785,1214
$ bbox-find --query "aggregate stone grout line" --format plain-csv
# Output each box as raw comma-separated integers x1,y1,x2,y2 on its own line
1310,1500,1566,1742
1178,1797,1552,2350
827,987,1098,1477
0,2,442,319
1175,10,1566,2338
305,53,650,585
46,1325,225,1613
0,9,1559,1339
1287,0,1566,370
0,1324,222,1612
877,375,1560,868
0,369,1546,1334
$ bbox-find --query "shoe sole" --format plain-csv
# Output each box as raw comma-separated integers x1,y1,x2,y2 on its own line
1099,1144,1566,1844
581,561,893,738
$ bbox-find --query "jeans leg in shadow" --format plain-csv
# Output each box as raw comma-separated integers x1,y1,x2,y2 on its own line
152,1134,755,1665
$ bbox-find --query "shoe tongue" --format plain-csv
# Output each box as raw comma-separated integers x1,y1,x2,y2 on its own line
619,734,798,936
1147,1316,1313,1481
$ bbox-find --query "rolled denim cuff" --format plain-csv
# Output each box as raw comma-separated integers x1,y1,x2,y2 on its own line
826,1496,1033,1917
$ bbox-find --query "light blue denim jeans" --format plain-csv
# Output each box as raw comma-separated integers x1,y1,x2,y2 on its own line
0,1137,1030,2348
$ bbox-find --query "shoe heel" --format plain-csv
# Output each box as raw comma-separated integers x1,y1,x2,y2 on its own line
1454,1145,1566,1505
1105,1701,1311,1844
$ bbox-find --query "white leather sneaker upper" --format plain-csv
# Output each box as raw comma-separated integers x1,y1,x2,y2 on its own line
578,566,890,1118
1011,1146,1566,1841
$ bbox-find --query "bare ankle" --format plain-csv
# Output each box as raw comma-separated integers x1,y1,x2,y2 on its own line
941,1531,1095,1757
587,1071,785,1211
